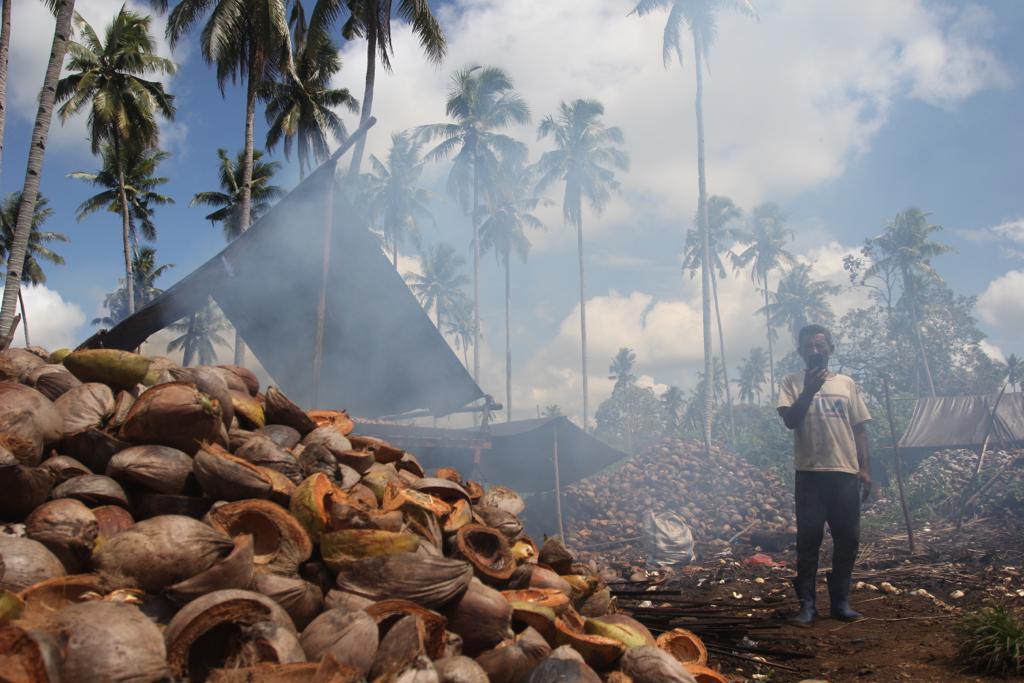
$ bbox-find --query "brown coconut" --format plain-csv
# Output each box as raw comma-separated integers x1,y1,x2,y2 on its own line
92,504,135,540
552,608,625,670
165,535,256,605
320,529,421,572
538,538,575,575
368,614,428,681
348,435,405,464
473,505,524,540
170,365,235,429
451,524,516,583
264,387,316,435
323,588,374,613
259,424,302,449
194,444,275,501
14,574,105,628
523,645,601,683
252,574,323,630
231,390,265,429
51,473,129,508
300,608,379,676
62,348,151,389
364,600,447,660
480,485,525,517
29,365,81,401
334,553,473,609
0,348,46,380
301,427,355,461
444,579,513,657
53,382,114,436
619,646,698,683
0,446,55,519
0,624,62,683
289,473,350,543
397,452,427,479
443,499,474,534
39,454,91,484
95,514,233,593
107,389,136,430
207,660,362,683
412,478,471,505
134,492,214,520
106,444,194,495
433,656,489,683
58,427,130,473
119,382,222,453
655,628,707,667
207,499,313,576
0,537,66,591
0,381,63,465
25,498,98,573
235,435,303,483
218,365,260,395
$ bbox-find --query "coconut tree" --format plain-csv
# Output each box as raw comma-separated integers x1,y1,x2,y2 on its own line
759,263,840,344
418,65,530,384
167,298,230,366
661,385,684,436
632,0,756,453
262,26,358,181
55,8,175,317
731,202,795,400
735,347,768,404
405,242,470,331
69,143,174,253
865,208,953,397
684,194,741,441
0,193,68,345
0,0,13,182
535,98,629,431
0,0,77,343
367,131,433,267
442,294,474,370
92,246,173,328
479,152,546,421
191,149,284,241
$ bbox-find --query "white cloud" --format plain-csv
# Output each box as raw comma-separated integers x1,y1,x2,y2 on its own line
977,270,1024,343
962,218,1024,259
4,284,87,350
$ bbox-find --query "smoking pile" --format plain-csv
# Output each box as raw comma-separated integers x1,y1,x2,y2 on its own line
0,346,717,683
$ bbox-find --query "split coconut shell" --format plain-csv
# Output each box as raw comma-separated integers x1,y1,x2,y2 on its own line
368,614,428,681
365,599,448,660
231,390,265,429
165,535,256,605
63,349,151,390
120,382,223,453
252,573,323,630
289,473,349,544
264,387,316,435
0,381,63,465
170,366,235,429
451,524,516,583
308,409,355,436
474,505,524,540
194,444,275,501
684,663,726,683
334,553,473,609
300,608,379,677
235,435,303,483
538,538,575,575
554,608,625,670
207,499,312,576
619,646,698,683
0,624,63,683
25,498,99,573
14,574,105,629
320,529,420,572
106,444,194,495
584,614,655,649
656,628,707,667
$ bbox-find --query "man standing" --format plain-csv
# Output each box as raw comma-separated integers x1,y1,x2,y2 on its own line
777,324,872,625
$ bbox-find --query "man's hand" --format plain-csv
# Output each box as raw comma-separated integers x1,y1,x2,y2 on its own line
802,368,827,396
857,470,872,502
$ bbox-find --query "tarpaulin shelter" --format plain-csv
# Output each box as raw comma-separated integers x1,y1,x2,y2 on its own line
78,121,484,418
898,393,1024,452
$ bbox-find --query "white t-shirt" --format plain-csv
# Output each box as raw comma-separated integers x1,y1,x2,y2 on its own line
777,371,871,474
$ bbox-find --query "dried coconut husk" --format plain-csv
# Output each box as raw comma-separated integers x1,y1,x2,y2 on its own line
208,659,363,683
218,365,260,395
29,365,81,401
561,575,601,605
309,409,355,436
92,504,134,540
511,537,538,564
259,424,302,449
349,482,380,509
451,524,515,583
252,574,323,630
578,586,613,618
348,435,405,464
290,473,350,544
683,663,725,683
477,626,551,683
165,590,300,682
301,427,354,461
502,588,570,616
300,608,378,676
0,624,62,683
120,382,222,454
326,498,399,531
261,466,296,507
52,473,129,508
296,443,339,483
231,390,266,429
0,447,54,519
165,535,256,605
434,467,462,483
0,537,66,592
368,614,428,681
619,646,697,683
106,444,194,495
538,538,574,575
433,656,488,683
655,628,707,667
473,505,523,540
62,349,150,389
403,504,444,550
264,387,316,435
299,559,334,595
25,498,98,573
442,631,464,658
0,382,63,466
207,499,312,576
14,574,105,628
444,578,513,657
58,427,130,472
134,492,214,520
335,553,472,609
553,608,624,670
47,600,170,682
528,567,573,598
141,356,179,385
523,645,601,683
39,454,90,485
397,452,426,479
413,478,470,505
107,389,135,430
585,614,654,649
480,486,525,517
236,435,303,483
230,427,257,451
53,382,114,436
443,499,473,534
323,589,374,613
170,366,235,428
320,529,420,572
194,444,274,501
336,449,376,473
95,514,233,593
0,348,46,380
364,600,447,660
506,601,556,644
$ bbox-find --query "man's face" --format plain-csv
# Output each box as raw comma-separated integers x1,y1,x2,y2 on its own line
798,332,833,368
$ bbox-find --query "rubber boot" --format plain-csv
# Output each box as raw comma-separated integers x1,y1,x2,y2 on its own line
790,576,817,626
827,571,862,621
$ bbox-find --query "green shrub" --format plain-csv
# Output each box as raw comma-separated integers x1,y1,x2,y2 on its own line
957,603,1024,675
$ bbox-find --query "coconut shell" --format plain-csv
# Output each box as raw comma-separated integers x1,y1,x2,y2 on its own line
53,382,114,437
511,538,538,564
327,500,401,532
259,424,302,449
451,524,516,583
264,387,316,435
296,442,339,482
106,444,194,495
301,427,354,460
170,366,235,429
538,538,574,575
95,515,233,593
443,499,473,534
229,427,257,451
320,529,420,572
579,587,613,618
218,365,260,395
383,483,451,518
25,498,98,573
207,499,313,576
618,646,697,683
58,427,130,472
0,537,66,592
474,505,524,540
348,435,405,464
476,642,533,683
107,389,136,430
527,566,573,598
0,382,63,465
553,608,624,670
134,492,214,520
165,535,256,605
444,579,513,656
397,452,427,479
0,447,55,519
39,454,91,484
120,382,223,453
521,645,601,683
289,473,349,544
349,482,381,509
92,504,135,540
369,614,428,681
655,628,707,667
480,485,525,516
585,615,653,649
502,588,571,616
0,624,62,683
412,478,471,505
207,660,363,683
252,574,323,630
335,553,472,609
361,463,402,503
300,608,379,676
433,656,489,683
236,435,303,483
308,409,355,436
63,349,151,389
194,444,275,501
13,574,105,628
231,390,266,429
323,589,374,613
52,473,129,508
29,365,82,401
0,348,45,381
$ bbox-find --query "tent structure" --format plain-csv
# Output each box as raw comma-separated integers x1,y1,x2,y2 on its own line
79,122,484,418
898,393,1024,452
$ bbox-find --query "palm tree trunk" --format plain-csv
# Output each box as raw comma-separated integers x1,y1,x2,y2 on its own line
233,49,260,367
711,267,736,445
0,0,75,339
347,17,376,178
471,149,481,386
112,133,135,316
0,0,12,184
576,214,589,431
906,276,936,397
693,34,714,453
17,289,28,346
392,238,398,269
183,313,198,366
504,252,511,422
763,278,776,401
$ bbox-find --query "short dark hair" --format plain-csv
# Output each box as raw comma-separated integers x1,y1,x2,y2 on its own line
797,324,833,347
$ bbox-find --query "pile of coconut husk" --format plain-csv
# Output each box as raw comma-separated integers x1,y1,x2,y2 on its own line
562,438,795,569
0,346,718,682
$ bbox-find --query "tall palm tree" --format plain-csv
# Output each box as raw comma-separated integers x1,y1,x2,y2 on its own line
735,347,768,404
167,298,230,366
535,98,628,431
419,65,530,385
661,385,684,436
0,193,68,345
732,202,795,400
1005,354,1022,394
609,347,637,391
684,194,741,442
367,131,433,266
0,0,13,183
865,208,953,397
191,149,285,242
0,0,77,342
92,246,173,327
70,143,174,253
405,242,470,331
632,0,756,453
262,26,358,181
759,263,840,344
442,294,474,370
480,152,546,421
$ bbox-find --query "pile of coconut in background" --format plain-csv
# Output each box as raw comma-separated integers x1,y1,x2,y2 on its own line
0,346,718,683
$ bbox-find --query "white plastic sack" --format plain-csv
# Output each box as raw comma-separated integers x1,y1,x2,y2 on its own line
643,511,695,568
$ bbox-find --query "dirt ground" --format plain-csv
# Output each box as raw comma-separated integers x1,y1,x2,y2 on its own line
613,517,1024,682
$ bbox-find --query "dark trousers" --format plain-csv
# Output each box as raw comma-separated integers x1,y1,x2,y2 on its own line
794,471,860,588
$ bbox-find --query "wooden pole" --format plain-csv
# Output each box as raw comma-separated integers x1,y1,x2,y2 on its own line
955,386,1007,529
553,422,566,542
883,379,914,553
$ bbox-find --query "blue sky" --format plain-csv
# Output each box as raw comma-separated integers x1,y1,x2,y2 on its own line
3,0,1023,422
